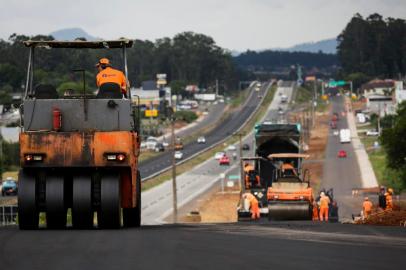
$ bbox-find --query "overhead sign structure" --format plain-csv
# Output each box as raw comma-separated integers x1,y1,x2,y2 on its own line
328,80,346,87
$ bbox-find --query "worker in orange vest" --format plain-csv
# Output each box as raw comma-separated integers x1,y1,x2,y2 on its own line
312,201,319,221
96,58,127,95
385,188,393,210
319,192,330,222
362,197,373,219
242,193,260,220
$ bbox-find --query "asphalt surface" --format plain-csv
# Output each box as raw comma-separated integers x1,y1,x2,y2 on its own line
1,83,404,270
0,223,404,270
322,96,363,220
139,82,268,179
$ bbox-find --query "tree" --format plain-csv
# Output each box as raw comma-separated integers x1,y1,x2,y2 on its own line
380,102,406,187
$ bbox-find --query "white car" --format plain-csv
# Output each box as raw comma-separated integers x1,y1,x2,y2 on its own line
333,130,339,136
366,130,380,136
226,145,237,151
197,136,206,144
214,151,226,160
174,151,183,160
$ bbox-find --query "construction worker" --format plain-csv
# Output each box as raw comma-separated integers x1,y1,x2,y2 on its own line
245,171,260,188
319,192,330,222
378,186,386,209
312,201,319,221
385,188,393,210
244,163,254,173
96,58,127,95
242,193,260,220
362,197,373,219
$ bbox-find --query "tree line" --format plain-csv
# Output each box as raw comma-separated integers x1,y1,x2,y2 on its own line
0,32,242,99
337,13,406,80
234,50,339,70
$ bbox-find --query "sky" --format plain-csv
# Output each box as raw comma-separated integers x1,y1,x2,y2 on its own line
0,0,405,51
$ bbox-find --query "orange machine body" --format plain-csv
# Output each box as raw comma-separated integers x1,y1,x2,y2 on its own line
20,131,140,208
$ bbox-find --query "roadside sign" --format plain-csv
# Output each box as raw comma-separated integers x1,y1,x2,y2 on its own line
328,80,346,87
145,110,158,117
228,175,240,180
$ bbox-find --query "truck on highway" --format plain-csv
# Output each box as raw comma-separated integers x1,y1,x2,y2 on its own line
339,128,351,143
18,40,142,229
237,122,314,220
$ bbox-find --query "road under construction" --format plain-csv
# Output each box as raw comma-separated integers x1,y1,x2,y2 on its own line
0,41,404,270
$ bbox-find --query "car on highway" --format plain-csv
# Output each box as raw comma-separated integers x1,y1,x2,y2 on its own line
197,136,206,144
337,150,347,158
1,178,18,196
174,151,183,160
278,107,284,115
154,143,165,152
219,155,230,166
366,130,380,136
214,151,226,160
226,145,236,151
242,144,250,151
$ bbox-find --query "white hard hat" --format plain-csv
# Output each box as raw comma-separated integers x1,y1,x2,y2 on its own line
320,192,325,197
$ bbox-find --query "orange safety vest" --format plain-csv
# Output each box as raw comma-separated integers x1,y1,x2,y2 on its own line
319,196,330,209
386,194,393,210
363,200,373,212
96,67,127,93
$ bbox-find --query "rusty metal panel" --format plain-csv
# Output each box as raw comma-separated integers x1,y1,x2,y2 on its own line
20,131,138,167
23,99,133,131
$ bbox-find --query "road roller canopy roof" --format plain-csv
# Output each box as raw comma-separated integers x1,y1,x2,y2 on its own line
268,153,310,159
23,39,133,49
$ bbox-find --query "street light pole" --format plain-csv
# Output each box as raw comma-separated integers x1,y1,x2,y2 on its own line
171,95,178,223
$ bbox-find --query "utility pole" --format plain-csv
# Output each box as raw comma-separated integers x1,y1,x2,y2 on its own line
171,95,178,223
215,79,219,98
232,132,245,191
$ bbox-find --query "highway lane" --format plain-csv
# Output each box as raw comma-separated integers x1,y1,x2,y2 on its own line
139,82,269,179
322,96,363,220
0,223,404,270
141,82,276,224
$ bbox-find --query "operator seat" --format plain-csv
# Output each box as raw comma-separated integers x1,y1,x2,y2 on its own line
97,83,122,99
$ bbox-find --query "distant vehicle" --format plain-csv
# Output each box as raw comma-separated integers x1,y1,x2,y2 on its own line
174,151,183,160
278,108,284,115
330,121,337,129
154,143,165,152
337,150,347,158
280,95,288,103
214,152,226,160
333,130,339,136
197,136,206,144
146,136,158,150
219,99,225,103
219,155,230,166
366,130,380,136
356,113,366,123
2,179,18,196
202,111,209,115
339,129,351,143
175,138,183,150
140,141,147,149
255,86,260,92
242,144,250,151
257,82,262,87
226,145,237,151
332,113,339,122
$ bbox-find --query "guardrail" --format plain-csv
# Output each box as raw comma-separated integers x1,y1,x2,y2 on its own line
0,205,18,226
142,81,273,181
